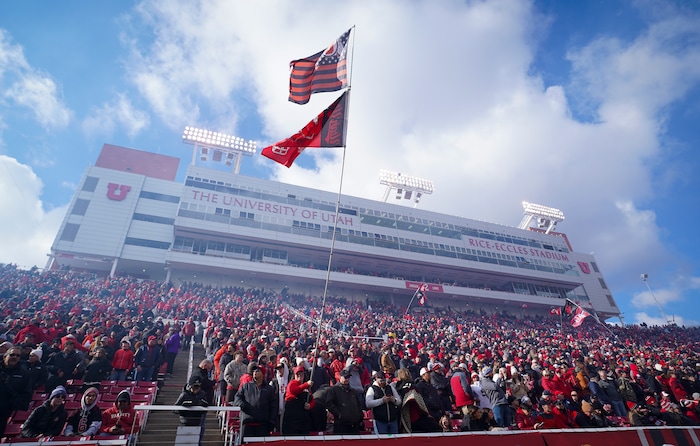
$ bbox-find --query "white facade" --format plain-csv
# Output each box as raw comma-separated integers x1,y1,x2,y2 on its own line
49,145,620,319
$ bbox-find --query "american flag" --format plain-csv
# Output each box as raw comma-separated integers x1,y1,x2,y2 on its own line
289,28,351,105
417,283,428,306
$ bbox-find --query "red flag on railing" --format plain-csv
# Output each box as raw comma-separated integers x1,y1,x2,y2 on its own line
549,308,561,316
289,29,351,105
262,91,348,167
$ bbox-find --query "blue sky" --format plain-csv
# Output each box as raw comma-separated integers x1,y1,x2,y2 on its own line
1,0,700,326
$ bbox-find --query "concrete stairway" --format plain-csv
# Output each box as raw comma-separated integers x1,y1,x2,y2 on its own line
136,344,223,446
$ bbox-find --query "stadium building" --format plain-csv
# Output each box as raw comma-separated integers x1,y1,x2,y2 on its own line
47,143,621,320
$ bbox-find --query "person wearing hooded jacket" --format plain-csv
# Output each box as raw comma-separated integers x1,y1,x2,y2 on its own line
21,386,68,438
174,375,209,426
100,390,140,437
64,386,102,437
270,359,289,432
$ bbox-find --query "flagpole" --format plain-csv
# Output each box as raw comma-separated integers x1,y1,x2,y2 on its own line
310,28,356,353
347,25,356,88
559,308,563,335
404,287,420,315
307,91,351,393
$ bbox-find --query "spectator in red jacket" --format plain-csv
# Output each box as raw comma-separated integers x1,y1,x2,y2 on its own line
100,390,140,439
110,340,134,381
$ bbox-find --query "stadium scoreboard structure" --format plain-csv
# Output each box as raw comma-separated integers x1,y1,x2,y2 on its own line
48,144,620,320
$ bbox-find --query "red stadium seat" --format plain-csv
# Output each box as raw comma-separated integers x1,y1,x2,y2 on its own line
2,423,22,438
64,400,81,412
9,410,31,424
101,393,118,402
133,386,155,395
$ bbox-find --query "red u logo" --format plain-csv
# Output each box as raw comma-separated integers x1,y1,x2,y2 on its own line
106,183,131,201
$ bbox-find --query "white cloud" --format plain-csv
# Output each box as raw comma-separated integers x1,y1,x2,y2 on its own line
0,156,66,268
0,30,72,130
82,93,151,139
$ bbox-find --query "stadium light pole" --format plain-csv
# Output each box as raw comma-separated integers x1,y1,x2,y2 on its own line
640,273,671,325
518,201,565,234
182,126,257,174
379,170,434,208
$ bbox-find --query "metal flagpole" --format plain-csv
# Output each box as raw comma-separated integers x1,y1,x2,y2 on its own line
309,26,356,385
405,288,420,315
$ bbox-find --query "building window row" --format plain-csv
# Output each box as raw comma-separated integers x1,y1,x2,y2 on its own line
185,178,567,252
177,205,579,277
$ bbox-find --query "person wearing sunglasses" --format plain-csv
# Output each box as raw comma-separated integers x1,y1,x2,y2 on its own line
21,385,68,438
0,346,32,437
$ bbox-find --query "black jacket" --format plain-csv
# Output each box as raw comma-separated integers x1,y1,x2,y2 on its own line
21,400,67,438
175,388,209,426
234,381,277,429
0,362,32,415
326,383,363,426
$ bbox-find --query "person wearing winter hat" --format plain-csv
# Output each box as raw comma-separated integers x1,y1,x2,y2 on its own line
27,348,49,391
365,368,401,434
574,400,596,428
174,375,209,427
450,362,475,429
281,365,315,435
64,386,102,436
416,365,443,421
21,385,68,438
233,360,277,441
133,335,161,381
100,390,139,438
109,340,134,381
480,366,510,427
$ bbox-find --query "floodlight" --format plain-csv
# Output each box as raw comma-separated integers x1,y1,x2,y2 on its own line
518,201,565,234
379,170,434,208
379,170,434,193
182,126,257,173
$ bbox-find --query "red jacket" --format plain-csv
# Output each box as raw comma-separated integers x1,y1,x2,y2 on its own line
450,371,474,408
101,400,140,434
111,347,135,371
516,408,537,430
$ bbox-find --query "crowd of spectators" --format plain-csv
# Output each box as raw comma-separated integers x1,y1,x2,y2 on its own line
1,263,700,440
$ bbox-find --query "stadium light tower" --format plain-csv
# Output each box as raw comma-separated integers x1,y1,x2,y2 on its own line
518,201,565,234
182,126,257,174
640,273,671,325
379,170,434,208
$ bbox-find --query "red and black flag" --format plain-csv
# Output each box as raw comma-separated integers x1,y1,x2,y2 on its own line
571,307,591,327
262,91,349,167
564,299,575,316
